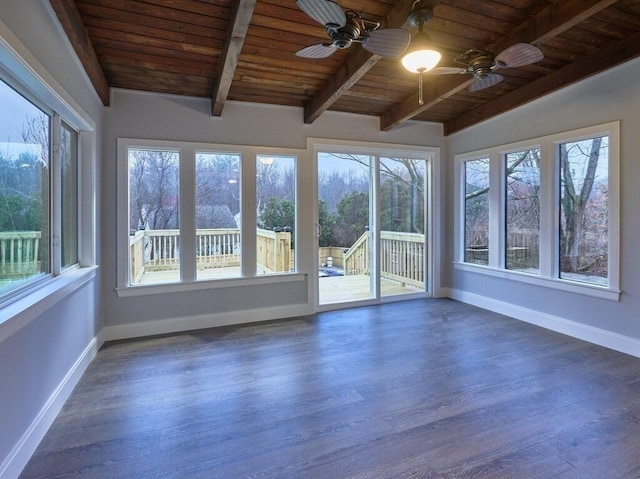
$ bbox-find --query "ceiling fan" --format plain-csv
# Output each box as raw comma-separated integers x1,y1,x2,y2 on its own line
427,43,544,91
294,0,410,59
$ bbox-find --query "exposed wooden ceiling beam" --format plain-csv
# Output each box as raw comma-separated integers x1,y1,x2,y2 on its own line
212,0,257,116
48,0,110,106
381,0,619,131
444,29,640,136
302,0,416,124
495,0,620,50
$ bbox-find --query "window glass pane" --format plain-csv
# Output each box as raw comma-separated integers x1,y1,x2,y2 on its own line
0,79,50,297
559,136,608,285
61,121,78,267
318,152,372,304
464,158,490,265
128,149,180,285
505,149,540,273
380,157,426,296
256,155,295,275
195,152,241,280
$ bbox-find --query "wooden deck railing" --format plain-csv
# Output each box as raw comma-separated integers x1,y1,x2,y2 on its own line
0,231,42,278
129,228,291,281
256,229,291,273
343,231,425,288
129,228,424,286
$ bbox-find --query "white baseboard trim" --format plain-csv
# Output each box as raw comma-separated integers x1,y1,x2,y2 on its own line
0,335,102,479
445,288,640,358
103,303,314,342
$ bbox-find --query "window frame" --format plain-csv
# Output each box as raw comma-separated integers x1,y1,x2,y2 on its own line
116,138,305,297
454,122,620,301
0,22,97,332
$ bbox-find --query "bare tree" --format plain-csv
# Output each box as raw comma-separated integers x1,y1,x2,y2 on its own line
560,137,606,275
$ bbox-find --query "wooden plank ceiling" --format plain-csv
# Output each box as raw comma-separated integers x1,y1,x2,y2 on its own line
49,0,640,135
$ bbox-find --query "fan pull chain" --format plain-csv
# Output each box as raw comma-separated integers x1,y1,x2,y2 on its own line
418,70,424,105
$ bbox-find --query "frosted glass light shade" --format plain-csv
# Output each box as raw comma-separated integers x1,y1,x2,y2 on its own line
401,48,441,73
401,31,441,73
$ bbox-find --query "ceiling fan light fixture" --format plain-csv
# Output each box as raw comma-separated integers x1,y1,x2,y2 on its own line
401,31,441,73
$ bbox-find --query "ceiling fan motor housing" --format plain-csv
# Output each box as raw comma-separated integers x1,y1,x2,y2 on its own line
327,14,362,49
461,51,495,79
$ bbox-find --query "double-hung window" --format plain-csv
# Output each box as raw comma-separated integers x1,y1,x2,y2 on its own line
456,122,619,299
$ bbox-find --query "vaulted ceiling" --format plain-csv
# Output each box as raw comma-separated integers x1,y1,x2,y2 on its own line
49,0,640,135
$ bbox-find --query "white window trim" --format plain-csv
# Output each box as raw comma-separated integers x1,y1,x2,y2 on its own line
116,138,306,297
454,121,620,301
0,19,97,334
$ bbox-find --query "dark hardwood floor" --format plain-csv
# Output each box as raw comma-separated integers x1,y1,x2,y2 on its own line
20,299,640,478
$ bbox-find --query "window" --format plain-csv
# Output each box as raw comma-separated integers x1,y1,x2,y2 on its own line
256,155,296,274
195,152,241,280
118,139,301,291
128,148,180,285
60,120,78,268
0,77,83,302
505,148,540,273
559,136,608,285
463,158,490,265
456,122,619,299
0,79,51,298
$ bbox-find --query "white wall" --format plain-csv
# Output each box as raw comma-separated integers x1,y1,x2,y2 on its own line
444,57,640,354
102,90,443,339
0,2,102,477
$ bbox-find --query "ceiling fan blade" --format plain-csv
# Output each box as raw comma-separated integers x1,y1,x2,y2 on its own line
427,66,467,75
296,0,346,27
362,28,411,58
469,73,504,92
295,43,337,59
494,43,543,69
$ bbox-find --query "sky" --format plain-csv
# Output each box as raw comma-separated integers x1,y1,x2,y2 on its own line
0,78,43,143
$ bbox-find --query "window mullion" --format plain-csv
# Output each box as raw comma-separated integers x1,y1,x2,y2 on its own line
372,154,380,299
539,141,555,278
489,152,502,268
180,149,196,282
51,114,62,276
242,151,256,277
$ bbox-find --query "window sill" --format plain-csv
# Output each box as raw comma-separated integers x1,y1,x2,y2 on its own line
115,272,307,298
453,262,620,301
0,266,98,343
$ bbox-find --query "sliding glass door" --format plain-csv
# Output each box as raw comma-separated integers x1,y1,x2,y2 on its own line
317,148,429,306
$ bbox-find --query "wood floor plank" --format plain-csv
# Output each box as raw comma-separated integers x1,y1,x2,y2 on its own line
19,299,640,478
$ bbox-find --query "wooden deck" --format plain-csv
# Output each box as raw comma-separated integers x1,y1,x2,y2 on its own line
137,268,423,303
319,274,423,304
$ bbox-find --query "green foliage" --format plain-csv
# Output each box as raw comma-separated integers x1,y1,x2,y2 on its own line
333,191,369,246
0,152,45,232
0,195,42,231
259,197,294,230
380,175,424,233
318,199,336,247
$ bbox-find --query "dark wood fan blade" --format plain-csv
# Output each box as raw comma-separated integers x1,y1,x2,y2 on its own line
362,28,410,58
494,43,543,69
296,0,346,27
469,73,504,91
295,43,337,58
